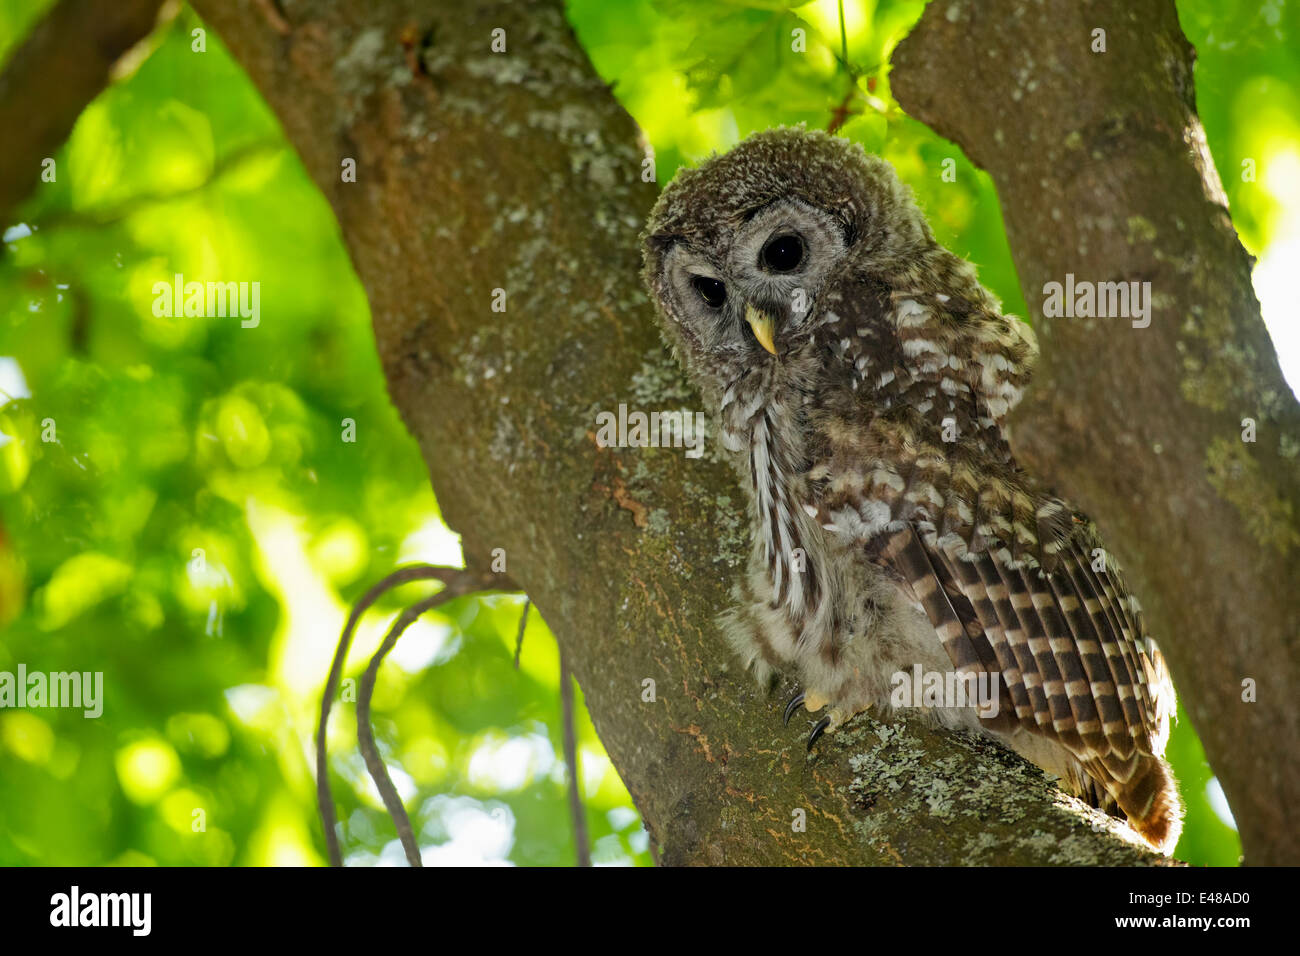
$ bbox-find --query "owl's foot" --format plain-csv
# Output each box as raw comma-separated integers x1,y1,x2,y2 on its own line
783,688,864,750
806,702,873,752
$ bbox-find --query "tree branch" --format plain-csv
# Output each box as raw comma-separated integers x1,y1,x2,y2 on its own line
182,0,1170,864
891,0,1299,865
0,0,167,227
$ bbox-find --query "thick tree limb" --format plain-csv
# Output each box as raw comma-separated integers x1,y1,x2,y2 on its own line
892,0,1299,865
0,0,167,226
178,0,1176,864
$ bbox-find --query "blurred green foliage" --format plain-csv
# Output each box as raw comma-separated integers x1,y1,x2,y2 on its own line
3,0,1290,866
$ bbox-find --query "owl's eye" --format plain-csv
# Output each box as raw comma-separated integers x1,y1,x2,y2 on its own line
761,234,804,272
691,276,727,308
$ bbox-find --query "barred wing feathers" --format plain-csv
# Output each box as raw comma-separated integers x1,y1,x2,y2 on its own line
806,287,1182,851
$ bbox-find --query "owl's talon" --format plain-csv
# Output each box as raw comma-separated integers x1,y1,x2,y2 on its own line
807,715,832,751
783,691,805,726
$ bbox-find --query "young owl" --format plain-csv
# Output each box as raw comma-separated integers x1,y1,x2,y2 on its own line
640,126,1183,854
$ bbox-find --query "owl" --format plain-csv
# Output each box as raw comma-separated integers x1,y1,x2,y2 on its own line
640,127,1183,854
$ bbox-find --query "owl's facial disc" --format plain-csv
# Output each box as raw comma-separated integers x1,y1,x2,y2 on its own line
649,197,850,378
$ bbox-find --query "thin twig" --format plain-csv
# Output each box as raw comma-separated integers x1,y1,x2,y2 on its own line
356,583,475,866
837,0,848,67
826,1,862,134
317,564,472,867
559,647,591,866
513,598,530,669
826,82,859,135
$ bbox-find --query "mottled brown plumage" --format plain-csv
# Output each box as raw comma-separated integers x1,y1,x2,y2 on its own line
641,126,1182,853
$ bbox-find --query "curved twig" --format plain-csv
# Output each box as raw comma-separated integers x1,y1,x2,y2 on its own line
356,585,468,866
317,564,481,866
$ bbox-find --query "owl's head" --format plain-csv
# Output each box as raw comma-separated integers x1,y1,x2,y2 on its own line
641,126,931,398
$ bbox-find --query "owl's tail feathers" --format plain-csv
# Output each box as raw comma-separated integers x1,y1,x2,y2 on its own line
1087,753,1185,855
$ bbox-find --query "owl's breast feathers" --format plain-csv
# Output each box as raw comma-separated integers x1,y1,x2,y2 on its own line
792,286,1182,852
721,370,823,628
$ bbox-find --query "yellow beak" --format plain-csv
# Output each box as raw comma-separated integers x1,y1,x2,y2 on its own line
744,304,778,355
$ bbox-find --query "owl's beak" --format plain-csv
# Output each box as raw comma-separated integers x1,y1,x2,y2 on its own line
744,304,778,355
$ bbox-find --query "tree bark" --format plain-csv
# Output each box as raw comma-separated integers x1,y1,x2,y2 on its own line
891,0,1299,866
